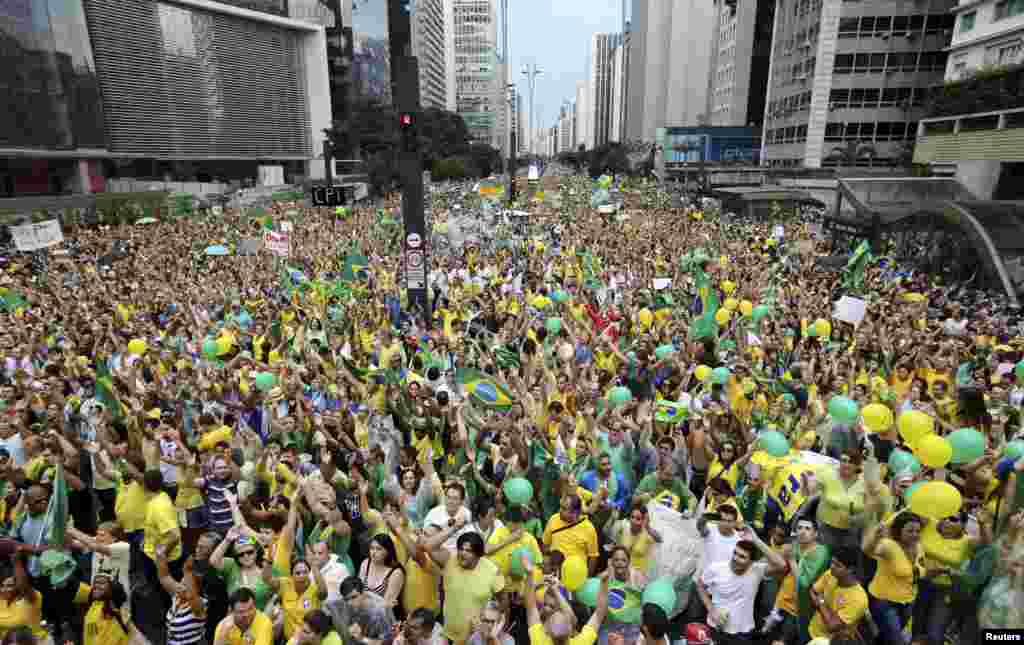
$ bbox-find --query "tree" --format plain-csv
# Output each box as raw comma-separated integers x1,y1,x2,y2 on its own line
825,139,878,168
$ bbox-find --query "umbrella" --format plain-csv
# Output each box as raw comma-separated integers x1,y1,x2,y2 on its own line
136,217,158,225
205,245,229,256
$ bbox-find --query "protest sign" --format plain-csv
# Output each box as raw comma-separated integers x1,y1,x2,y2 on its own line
263,231,290,257
833,295,867,326
10,220,63,251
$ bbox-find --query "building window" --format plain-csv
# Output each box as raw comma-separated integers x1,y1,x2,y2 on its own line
960,11,976,34
995,0,1024,20
995,42,1022,65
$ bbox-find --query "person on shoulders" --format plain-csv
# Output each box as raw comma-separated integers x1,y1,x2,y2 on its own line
522,553,610,645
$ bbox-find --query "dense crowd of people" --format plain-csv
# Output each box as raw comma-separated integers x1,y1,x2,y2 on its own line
0,175,1022,645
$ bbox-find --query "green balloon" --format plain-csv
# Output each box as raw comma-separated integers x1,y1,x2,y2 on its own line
609,386,632,406
751,304,772,322
641,577,676,615
509,546,534,578
759,430,790,458
711,366,731,385
576,577,601,607
545,317,562,334
254,372,276,392
202,339,218,359
1004,440,1024,461
655,344,676,360
503,477,534,506
947,427,986,464
827,396,859,425
888,449,921,475
1016,361,1024,381
552,290,570,304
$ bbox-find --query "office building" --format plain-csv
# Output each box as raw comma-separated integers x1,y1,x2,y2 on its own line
707,0,775,128
516,92,527,153
610,38,626,142
589,32,623,147
0,0,332,196
411,0,455,111
762,0,956,168
947,0,1024,79
576,80,592,149
453,0,502,148
626,0,716,142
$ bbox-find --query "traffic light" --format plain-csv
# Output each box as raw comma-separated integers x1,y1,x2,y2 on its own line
399,112,416,152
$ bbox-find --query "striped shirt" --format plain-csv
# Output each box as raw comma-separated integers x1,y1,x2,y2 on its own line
167,595,206,645
203,478,237,532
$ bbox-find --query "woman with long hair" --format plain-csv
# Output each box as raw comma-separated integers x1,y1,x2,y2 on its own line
863,512,925,645
81,573,135,645
0,547,45,643
359,534,405,615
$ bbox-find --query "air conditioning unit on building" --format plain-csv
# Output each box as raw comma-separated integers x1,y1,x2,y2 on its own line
905,31,915,39
881,32,891,40
797,73,807,80
829,103,838,111
803,39,812,47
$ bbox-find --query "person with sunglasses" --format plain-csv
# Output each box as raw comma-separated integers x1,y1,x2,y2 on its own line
208,526,277,613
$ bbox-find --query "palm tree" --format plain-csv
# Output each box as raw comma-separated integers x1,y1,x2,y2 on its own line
826,139,878,168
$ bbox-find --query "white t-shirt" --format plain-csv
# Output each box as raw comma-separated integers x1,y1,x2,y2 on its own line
93,541,132,599
700,560,768,634
702,524,741,570
422,505,473,550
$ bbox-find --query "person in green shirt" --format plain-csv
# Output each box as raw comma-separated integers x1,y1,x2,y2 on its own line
634,439,690,513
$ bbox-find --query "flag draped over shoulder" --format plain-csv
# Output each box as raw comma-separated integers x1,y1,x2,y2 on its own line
455,368,513,409
842,240,872,292
0,289,27,312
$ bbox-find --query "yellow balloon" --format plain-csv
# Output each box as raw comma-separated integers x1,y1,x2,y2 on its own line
127,339,147,356
695,365,711,382
721,280,737,295
719,255,729,267
861,403,893,433
740,300,754,317
915,434,952,469
724,297,739,311
561,555,588,592
908,481,962,520
639,308,654,328
814,318,831,338
655,309,671,323
898,410,934,445
715,308,731,326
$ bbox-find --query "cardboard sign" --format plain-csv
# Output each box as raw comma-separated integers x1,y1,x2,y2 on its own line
833,296,867,326
10,220,63,251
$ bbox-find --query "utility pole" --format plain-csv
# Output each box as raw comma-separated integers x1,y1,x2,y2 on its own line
388,0,429,325
522,63,542,157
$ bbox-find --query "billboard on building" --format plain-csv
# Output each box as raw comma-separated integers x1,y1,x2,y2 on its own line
351,0,391,105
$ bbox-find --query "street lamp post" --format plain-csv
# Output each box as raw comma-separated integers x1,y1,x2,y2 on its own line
506,83,517,203
522,63,542,157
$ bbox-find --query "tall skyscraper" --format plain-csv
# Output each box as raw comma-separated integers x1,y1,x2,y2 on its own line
589,32,622,147
516,92,527,153
762,0,956,167
411,0,455,111
610,39,626,142
453,0,501,147
559,104,573,152
707,0,775,127
626,0,716,141
575,80,591,149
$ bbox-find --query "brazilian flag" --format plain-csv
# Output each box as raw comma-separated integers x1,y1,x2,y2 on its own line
340,253,369,283
655,400,688,425
95,363,123,420
842,240,872,292
0,289,27,312
579,580,643,624
455,368,513,410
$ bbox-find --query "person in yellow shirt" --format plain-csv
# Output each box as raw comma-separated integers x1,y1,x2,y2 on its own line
214,588,274,645
808,547,868,641
523,557,610,645
82,573,135,645
542,495,600,575
0,547,46,642
863,512,924,645
914,512,986,645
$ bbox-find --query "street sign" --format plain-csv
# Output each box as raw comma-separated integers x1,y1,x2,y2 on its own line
311,185,356,207
406,233,422,249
